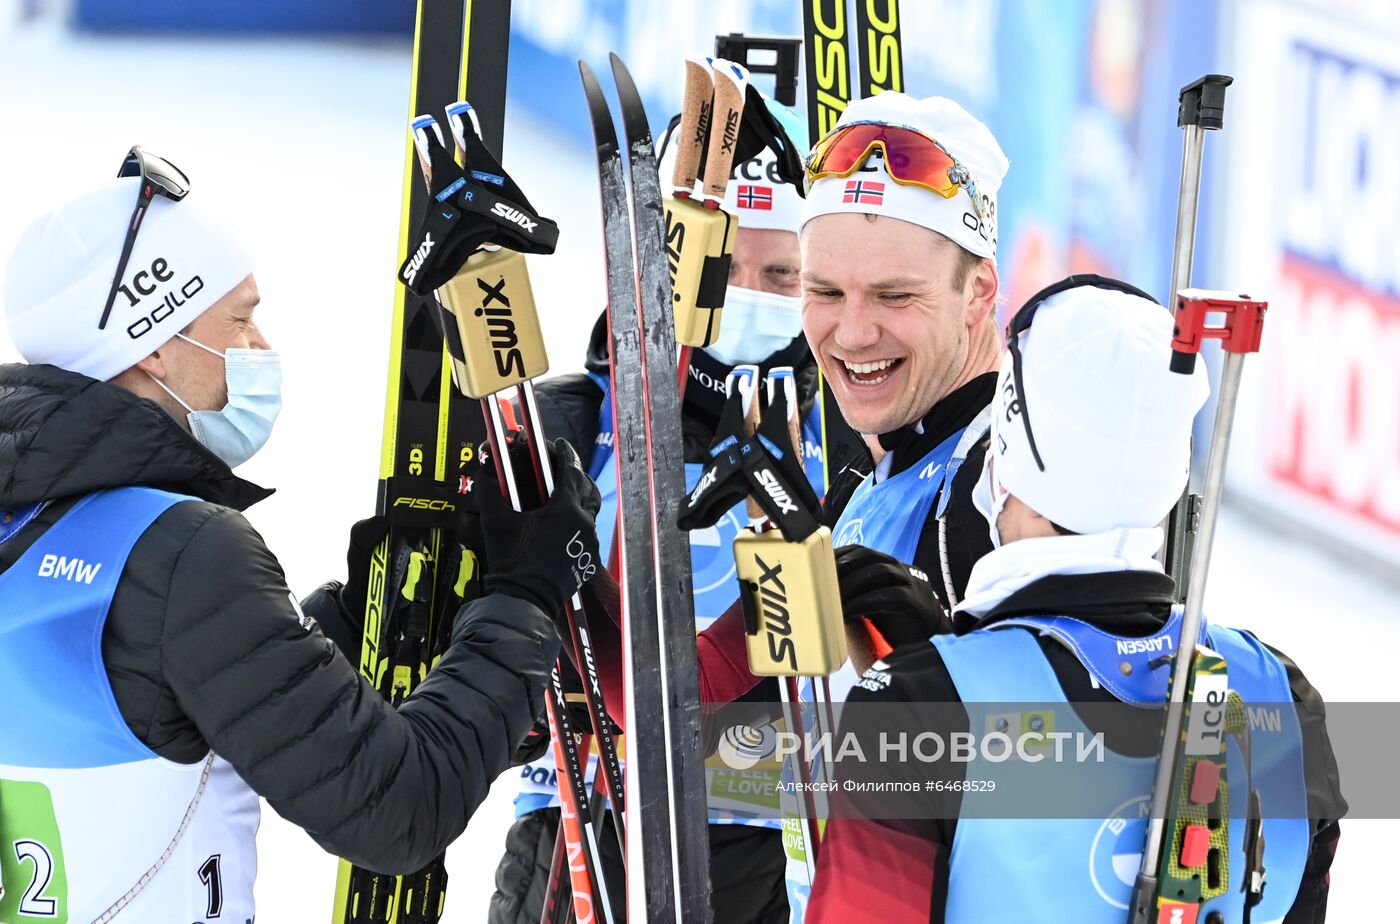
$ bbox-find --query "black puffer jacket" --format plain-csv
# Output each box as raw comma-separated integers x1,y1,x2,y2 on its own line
0,363,560,874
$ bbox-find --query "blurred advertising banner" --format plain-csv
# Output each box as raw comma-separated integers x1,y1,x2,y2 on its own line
73,0,412,33
509,0,1219,306
1225,0,1400,565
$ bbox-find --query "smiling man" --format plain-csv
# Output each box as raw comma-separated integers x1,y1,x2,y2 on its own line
797,93,1010,684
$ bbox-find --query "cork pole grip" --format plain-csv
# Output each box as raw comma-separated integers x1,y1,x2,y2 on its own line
671,55,712,195
702,58,751,203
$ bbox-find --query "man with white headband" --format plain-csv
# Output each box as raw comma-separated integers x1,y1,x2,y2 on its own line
0,150,602,918
484,93,821,924
806,278,1343,922
794,91,1011,681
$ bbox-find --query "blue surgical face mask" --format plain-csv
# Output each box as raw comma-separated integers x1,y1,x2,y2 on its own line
702,286,804,366
148,333,282,468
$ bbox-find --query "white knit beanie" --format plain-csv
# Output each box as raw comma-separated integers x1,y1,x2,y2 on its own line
3,176,253,381
991,284,1210,534
800,92,1009,259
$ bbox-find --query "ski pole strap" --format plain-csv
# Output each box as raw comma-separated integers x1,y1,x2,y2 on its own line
1170,289,1266,373
399,121,560,294
742,378,821,538
740,436,821,540
678,374,821,540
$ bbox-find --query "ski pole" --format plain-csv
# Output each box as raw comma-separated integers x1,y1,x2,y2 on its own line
541,758,616,924
1128,290,1268,924
729,366,826,874
541,825,572,924
411,109,617,924
484,400,618,924
764,368,840,825
729,365,841,873
443,101,630,845
515,380,629,834
1162,75,1233,601
670,53,713,400
666,57,750,384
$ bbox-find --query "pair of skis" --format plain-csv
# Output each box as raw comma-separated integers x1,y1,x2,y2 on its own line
332,2,506,921
576,55,713,924
336,3,628,922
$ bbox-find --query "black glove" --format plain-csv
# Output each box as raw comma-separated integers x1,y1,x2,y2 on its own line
835,545,950,652
343,515,390,620
297,516,391,657
475,437,602,616
511,665,619,766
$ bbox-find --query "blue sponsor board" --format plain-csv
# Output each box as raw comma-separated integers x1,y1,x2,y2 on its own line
75,0,413,34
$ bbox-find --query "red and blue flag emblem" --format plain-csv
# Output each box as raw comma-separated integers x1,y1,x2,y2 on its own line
842,179,885,205
736,185,773,210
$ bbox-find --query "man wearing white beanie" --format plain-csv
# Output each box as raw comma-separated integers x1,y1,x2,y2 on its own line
806,277,1343,922
0,151,603,918
792,91,1012,679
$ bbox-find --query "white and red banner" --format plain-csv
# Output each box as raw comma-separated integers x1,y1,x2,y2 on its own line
1224,0,1400,565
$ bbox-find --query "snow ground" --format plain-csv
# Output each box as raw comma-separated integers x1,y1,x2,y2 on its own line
0,26,1393,922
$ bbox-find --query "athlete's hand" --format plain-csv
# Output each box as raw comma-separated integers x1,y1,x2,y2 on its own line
835,545,949,666
476,438,602,616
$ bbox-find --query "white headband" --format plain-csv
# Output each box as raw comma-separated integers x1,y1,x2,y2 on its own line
800,92,1009,260
4,176,253,381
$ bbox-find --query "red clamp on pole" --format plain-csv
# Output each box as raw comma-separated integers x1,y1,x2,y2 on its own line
1170,288,1268,374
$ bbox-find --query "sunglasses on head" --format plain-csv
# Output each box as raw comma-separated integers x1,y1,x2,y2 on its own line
98,146,191,331
1004,274,1161,472
803,121,989,221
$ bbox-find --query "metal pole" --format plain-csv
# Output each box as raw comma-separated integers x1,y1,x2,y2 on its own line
1161,123,1206,586
1161,76,1233,595
1168,124,1206,306
1137,350,1247,879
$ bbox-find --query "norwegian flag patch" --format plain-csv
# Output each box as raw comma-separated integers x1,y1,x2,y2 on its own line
736,185,774,210
842,179,885,205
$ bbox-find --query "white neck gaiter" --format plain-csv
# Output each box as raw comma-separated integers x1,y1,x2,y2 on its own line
953,526,1167,620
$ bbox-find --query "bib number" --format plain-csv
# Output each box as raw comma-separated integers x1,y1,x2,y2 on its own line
198,854,223,918
0,781,68,922
13,840,58,917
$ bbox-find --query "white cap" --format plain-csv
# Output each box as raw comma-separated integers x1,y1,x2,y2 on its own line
991,283,1210,534
800,92,1009,259
4,176,253,381
659,96,806,233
